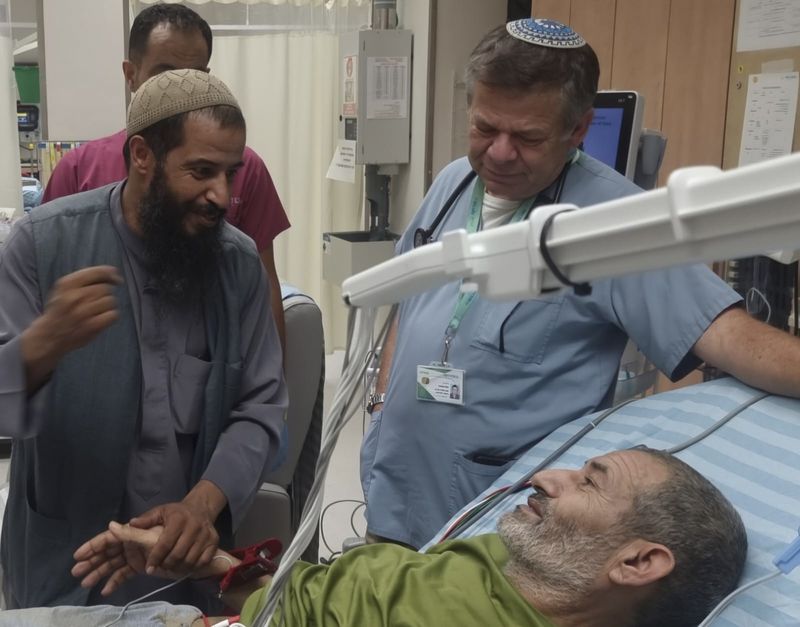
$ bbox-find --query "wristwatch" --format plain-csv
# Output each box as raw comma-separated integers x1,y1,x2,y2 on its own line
366,393,386,413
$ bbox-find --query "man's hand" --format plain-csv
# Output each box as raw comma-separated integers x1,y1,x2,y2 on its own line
72,522,233,596
129,481,226,575
22,265,122,392
72,523,168,596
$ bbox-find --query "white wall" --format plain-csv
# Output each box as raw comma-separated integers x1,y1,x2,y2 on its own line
430,0,506,180
390,0,506,236
390,0,432,234
40,0,126,140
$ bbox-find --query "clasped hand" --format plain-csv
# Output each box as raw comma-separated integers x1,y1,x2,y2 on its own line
72,499,221,596
72,519,228,596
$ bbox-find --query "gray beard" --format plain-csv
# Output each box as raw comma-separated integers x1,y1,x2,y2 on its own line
497,506,623,606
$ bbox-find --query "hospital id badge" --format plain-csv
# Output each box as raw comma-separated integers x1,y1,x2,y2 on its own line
416,364,465,406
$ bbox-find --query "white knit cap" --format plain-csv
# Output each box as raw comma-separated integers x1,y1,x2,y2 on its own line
126,68,240,136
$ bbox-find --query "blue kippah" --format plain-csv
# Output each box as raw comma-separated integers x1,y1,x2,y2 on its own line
506,18,586,49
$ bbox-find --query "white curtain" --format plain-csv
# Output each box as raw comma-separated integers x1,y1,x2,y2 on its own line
130,0,369,348
213,33,363,349
0,0,22,217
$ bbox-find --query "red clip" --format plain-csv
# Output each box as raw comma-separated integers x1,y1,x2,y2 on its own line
218,538,283,596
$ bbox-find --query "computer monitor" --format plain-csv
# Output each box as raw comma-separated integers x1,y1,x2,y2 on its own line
581,91,643,179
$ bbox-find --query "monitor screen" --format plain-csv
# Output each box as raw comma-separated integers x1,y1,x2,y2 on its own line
581,91,642,179
17,104,39,132
583,107,624,171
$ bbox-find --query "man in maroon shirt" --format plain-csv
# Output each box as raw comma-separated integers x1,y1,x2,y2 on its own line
43,4,290,351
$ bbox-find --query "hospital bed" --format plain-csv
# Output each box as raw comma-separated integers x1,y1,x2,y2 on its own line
254,153,800,624
424,376,800,626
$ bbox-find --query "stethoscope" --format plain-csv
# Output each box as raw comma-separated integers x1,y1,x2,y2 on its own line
413,161,572,249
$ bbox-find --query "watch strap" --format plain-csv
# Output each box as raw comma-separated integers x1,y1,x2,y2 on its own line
367,392,386,412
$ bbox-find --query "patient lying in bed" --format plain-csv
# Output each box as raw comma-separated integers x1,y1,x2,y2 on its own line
0,446,746,627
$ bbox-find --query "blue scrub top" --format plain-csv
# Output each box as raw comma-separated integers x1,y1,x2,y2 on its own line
361,154,742,548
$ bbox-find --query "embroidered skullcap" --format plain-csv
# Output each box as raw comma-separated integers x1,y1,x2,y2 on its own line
506,18,586,49
126,68,240,137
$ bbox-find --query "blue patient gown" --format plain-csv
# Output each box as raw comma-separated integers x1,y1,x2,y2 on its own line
361,154,743,548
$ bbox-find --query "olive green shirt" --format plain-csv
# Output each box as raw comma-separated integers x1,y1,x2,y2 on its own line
240,533,555,626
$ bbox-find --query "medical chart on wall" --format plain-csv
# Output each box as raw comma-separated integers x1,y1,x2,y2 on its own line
737,0,800,52
366,56,409,119
326,139,357,184
738,71,799,166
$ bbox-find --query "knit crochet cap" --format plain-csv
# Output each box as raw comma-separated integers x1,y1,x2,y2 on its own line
506,18,586,49
126,68,240,136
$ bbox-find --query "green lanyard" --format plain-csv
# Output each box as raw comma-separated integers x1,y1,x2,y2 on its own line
439,152,580,363
440,179,537,363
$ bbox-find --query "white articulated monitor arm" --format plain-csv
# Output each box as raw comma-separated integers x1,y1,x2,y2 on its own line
342,153,800,307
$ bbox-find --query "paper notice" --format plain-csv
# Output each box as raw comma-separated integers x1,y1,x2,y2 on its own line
739,72,799,166
326,139,357,183
366,56,409,119
737,0,800,52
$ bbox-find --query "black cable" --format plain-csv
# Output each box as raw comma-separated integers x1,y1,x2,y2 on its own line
349,502,366,537
319,499,366,558
538,208,591,296
414,171,477,248
321,551,342,564
498,302,522,354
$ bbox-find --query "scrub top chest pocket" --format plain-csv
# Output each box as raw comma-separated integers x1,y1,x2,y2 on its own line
471,294,566,364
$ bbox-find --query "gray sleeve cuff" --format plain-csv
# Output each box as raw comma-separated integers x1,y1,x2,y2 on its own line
667,296,744,381
201,418,284,529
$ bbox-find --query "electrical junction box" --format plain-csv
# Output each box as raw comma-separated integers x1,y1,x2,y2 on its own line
322,231,398,286
339,29,412,165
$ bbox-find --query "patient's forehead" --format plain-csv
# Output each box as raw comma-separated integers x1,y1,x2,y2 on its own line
585,450,669,496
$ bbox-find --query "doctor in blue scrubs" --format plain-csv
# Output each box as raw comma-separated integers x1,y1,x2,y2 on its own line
360,18,800,549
